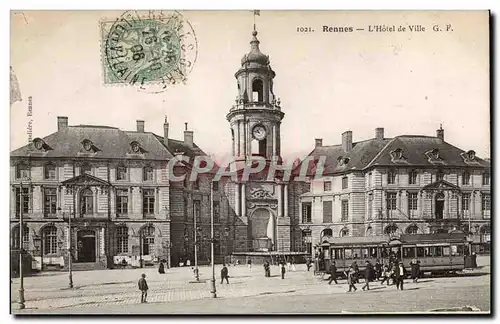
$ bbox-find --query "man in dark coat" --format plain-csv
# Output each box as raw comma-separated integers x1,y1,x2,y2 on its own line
394,261,407,290
138,273,148,303
374,260,382,280
362,261,372,291
352,262,360,283
158,261,165,274
221,264,229,284
328,261,338,284
281,261,286,279
264,261,271,277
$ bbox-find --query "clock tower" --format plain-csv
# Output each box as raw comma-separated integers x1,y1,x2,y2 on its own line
226,30,284,162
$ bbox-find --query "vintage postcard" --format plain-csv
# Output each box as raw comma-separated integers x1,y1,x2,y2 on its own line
10,10,490,314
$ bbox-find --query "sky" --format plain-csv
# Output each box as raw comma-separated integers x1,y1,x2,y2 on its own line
10,10,490,162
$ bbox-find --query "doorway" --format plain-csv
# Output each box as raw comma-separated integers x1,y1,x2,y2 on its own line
77,230,96,262
435,193,444,220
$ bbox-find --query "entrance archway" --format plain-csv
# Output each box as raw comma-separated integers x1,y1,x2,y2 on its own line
77,229,96,262
251,208,275,251
435,192,445,220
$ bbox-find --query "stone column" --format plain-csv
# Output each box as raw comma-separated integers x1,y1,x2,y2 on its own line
272,125,276,157
241,183,246,217
235,183,240,217
417,191,422,219
284,184,289,217
277,184,283,217
267,213,275,249
93,188,97,216
443,191,449,219
100,227,105,255
237,121,241,157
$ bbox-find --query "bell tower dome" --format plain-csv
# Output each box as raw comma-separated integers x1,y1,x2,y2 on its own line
227,29,284,162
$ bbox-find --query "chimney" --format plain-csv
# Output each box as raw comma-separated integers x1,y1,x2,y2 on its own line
315,138,323,147
163,116,169,146
184,122,194,147
436,124,444,141
342,131,353,152
136,120,145,132
375,127,384,140
57,116,68,131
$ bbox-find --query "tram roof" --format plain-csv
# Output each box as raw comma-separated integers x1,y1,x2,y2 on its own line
321,233,467,246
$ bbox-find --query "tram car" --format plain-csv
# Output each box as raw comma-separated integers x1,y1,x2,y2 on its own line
317,233,467,277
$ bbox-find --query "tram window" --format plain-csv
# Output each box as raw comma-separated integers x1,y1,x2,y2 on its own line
334,248,344,259
361,248,369,258
381,248,389,258
416,247,425,257
353,248,361,259
424,247,433,257
370,247,377,258
403,247,415,258
345,248,353,259
457,245,464,256
434,246,443,257
450,245,458,256
443,247,450,256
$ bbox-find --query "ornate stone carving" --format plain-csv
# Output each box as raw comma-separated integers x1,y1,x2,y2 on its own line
250,188,274,199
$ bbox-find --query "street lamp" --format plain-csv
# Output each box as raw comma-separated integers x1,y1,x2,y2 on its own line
210,180,216,298
17,180,29,310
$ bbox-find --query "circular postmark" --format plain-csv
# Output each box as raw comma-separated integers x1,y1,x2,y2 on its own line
102,10,198,93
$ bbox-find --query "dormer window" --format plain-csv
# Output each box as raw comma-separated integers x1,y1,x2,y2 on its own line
467,150,476,160
33,138,49,151
130,141,143,154
390,148,406,161
82,139,93,152
431,148,440,159
425,148,444,164
337,156,350,166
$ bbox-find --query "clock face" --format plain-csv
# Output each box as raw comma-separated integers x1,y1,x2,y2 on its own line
253,125,267,141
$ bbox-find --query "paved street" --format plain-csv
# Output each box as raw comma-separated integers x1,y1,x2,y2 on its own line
12,257,490,314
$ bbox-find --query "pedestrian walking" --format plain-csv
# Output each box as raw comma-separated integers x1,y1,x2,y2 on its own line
264,260,271,277
328,261,338,284
380,265,391,285
347,266,357,292
221,264,229,284
158,261,165,274
306,258,312,272
286,258,291,272
374,259,382,280
410,259,418,282
394,261,407,290
281,261,286,279
362,261,372,291
247,258,252,271
138,273,148,303
291,257,296,271
352,261,360,283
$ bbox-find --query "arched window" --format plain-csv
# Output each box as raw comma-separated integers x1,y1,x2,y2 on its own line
81,163,92,175
44,163,57,180
366,226,373,236
252,79,264,102
321,228,333,238
388,169,397,184
141,225,155,256
480,225,490,243
406,225,419,234
16,162,29,179
11,225,29,249
384,224,398,235
143,166,154,181
340,228,349,237
116,226,129,254
81,188,94,215
43,226,58,254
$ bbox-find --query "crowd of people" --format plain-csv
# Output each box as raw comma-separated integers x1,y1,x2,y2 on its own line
327,258,422,292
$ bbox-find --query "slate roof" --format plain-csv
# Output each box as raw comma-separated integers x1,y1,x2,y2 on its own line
11,125,207,161
298,134,490,177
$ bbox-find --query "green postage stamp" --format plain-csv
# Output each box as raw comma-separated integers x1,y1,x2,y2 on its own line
100,10,197,93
